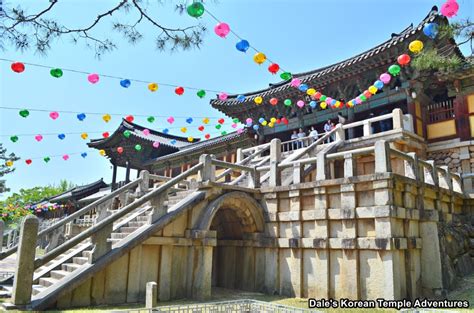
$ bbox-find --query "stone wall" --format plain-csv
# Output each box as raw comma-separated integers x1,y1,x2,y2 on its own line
427,147,463,174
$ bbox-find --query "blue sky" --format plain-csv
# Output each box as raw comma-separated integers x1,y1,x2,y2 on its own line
0,0,472,198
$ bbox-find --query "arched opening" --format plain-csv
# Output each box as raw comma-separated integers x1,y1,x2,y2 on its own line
195,192,265,294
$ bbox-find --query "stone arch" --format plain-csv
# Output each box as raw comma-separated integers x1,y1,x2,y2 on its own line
194,191,265,235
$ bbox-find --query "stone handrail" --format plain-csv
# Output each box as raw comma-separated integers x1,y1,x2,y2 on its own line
201,155,259,188
341,108,408,137
32,163,203,270
0,179,142,261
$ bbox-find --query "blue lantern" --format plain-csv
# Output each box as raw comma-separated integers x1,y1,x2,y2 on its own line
58,133,66,140
120,79,131,88
237,95,246,102
186,117,193,124
298,84,309,92
235,40,250,53
81,152,87,158
253,125,259,131
77,113,86,121
309,101,317,109
423,23,438,39
374,80,384,90
163,128,169,134
170,139,177,145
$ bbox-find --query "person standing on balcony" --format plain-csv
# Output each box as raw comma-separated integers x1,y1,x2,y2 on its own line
309,126,319,143
324,120,332,143
297,128,306,148
291,130,298,150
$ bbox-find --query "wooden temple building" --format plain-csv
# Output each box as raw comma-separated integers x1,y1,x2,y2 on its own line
90,6,474,187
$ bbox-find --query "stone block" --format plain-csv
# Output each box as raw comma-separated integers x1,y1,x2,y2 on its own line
145,282,157,309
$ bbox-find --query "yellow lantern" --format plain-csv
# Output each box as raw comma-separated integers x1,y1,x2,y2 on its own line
320,101,327,109
408,40,424,54
202,117,210,124
5,160,13,167
261,121,267,126
254,96,263,105
148,83,158,92
180,127,187,133
102,114,111,123
188,136,194,142
335,101,341,108
270,117,277,123
253,52,266,65
81,133,88,140
99,149,106,156
368,85,378,94
306,88,316,96
268,122,274,128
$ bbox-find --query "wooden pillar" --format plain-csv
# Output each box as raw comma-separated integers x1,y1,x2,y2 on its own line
111,164,117,191
454,95,470,141
125,161,131,183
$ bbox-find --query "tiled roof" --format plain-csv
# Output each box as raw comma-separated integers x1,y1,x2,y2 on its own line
210,6,461,108
48,179,108,202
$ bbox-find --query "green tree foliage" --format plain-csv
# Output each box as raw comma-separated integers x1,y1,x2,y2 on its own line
0,143,20,194
412,19,473,72
0,180,75,223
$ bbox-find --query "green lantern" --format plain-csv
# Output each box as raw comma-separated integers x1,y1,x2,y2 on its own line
50,68,63,78
123,130,131,138
232,118,240,123
187,2,205,18
215,124,222,130
147,116,155,123
320,95,327,101
221,131,227,136
284,99,292,106
197,89,206,98
44,157,51,163
280,72,292,80
135,144,142,151
388,64,401,76
19,109,30,118
10,135,18,143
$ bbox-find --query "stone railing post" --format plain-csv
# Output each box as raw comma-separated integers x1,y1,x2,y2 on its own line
146,281,158,309
148,193,168,224
316,151,328,180
438,166,453,191
89,223,113,263
426,160,439,186
136,170,150,197
392,108,404,130
405,152,419,180
236,148,244,163
0,220,4,252
374,140,392,173
293,162,304,184
344,153,356,178
269,138,281,187
12,215,39,306
363,120,372,137
335,124,345,141
248,167,260,189
198,154,215,183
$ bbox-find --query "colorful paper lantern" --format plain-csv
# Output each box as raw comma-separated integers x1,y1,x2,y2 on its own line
236,40,250,52
218,92,228,100
152,142,160,148
25,159,32,165
175,86,184,95
148,83,158,92
440,0,459,18
50,68,63,78
186,117,193,124
197,90,206,98
125,115,134,123
135,144,142,151
167,116,175,124
123,130,131,138
35,135,43,142
253,52,266,65
62,154,69,161
77,113,86,121
117,147,124,154
307,88,316,96
408,40,424,54
280,72,292,80
99,150,106,156
388,64,401,76
81,133,88,140
147,116,155,123
180,127,187,133
423,23,439,39
102,132,110,138
58,134,66,140
187,2,205,18
284,99,292,106
290,78,301,87
19,109,30,118
43,157,51,163
202,117,210,124
11,62,25,73
81,152,87,158
268,63,280,74
269,98,278,106
205,134,211,139
218,118,225,124
188,136,194,142
254,96,263,105
397,54,411,66
320,102,327,109
120,79,131,88
374,80,384,90
380,73,391,84
102,114,111,123
87,73,99,84
237,95,246,102
198,125,205,131
214,22,230,38
10,136,18,143
297,100,305,108
49,111,59,120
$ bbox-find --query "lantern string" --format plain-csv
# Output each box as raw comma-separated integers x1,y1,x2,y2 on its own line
0,57,233,94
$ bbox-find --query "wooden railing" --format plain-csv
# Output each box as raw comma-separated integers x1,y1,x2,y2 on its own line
427,98,455,123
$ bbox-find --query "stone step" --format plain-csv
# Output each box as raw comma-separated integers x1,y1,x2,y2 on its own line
111,232,128,240
136,216,149,222
39,277,58,288
82,250,92,258
108,238,121,245
50,270,69,280
73,257,89,265
128,221,146,228
61,263,82,272
32,285,46,296
120,226,139,234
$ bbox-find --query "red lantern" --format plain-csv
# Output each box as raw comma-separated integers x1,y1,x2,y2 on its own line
281,117,289,125
117,147,124,154
269,98,278,106
205,134,211,139
397,54,411,66
268,63,280,74
313,92,322,100
102,132,110,138
276,119,281,124
363,90,372,98
218,118,225,124
198,125,205,131
11,62,25,73
125,115,134,123
175,86,184,95
25,159,32,165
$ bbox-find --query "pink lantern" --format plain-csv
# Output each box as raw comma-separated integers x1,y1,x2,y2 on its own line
297,100,305,108
231,123,237,128
246,118,253,125
441,0,459,18
152,141,160,148
35,135,43,142
62,154,69,161
237,128,244,134
87,73,99,84
49,111,59,120
290,78,301,87
143,129,150,136
218,92,228,100
214,22,230,38
380,73,391,84
167,116,175,124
